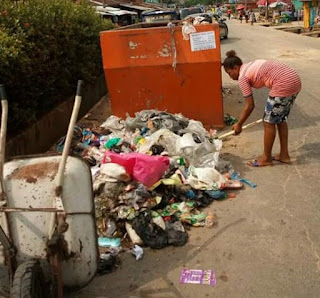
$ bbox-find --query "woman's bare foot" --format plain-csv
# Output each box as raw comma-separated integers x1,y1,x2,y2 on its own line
272,154,291,164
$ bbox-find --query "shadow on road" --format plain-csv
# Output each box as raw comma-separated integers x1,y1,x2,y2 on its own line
221,37,241,45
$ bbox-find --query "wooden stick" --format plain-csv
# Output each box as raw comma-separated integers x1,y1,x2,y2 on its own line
218,119,263,140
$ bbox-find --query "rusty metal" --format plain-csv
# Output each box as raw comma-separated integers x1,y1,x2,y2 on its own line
49,253,63,298
55,186,62,197
4,212,16,286
57,214,68,234
0,225,16,286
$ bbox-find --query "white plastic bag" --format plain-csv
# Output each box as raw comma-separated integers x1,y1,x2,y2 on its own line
137,129,180,156
187,167,226,190
182,23,196,40
100,115,124,132
132,245,144,261
100,163,131,182
152,216,166,230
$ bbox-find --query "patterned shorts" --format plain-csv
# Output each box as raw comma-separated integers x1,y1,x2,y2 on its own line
263,94,297,124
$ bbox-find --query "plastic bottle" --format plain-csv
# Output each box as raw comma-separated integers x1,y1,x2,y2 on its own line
205,211,215,227
106,220,117,237
98,237,121,248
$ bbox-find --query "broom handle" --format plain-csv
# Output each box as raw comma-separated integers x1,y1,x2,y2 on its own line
218,119,263,140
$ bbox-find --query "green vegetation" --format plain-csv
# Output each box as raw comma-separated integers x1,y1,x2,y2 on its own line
0,0,114,133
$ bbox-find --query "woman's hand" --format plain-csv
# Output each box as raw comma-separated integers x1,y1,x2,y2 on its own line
233,123,243,135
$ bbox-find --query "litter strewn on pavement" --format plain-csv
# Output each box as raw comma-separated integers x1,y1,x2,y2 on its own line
55,109,254,262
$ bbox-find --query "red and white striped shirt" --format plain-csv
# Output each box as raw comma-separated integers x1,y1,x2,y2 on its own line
238,60,301,98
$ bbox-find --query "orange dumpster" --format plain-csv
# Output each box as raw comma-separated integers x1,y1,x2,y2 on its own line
100,23,223,127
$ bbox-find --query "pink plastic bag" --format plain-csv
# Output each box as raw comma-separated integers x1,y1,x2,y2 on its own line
103,152,170,188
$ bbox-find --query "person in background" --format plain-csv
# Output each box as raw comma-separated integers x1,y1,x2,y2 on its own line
227,8,232,20
222,50,301,167
245,10,249,23
239,10,244,23
249,9,255,25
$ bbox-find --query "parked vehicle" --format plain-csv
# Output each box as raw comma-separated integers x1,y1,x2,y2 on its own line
95,6,137,26
183,13,229,39
141,10,179,23
179,7,204,19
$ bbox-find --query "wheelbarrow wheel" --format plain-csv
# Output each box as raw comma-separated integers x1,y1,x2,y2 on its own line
10,260,46,298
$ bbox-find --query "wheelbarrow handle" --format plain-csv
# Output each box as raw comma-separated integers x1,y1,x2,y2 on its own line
0,84,8,101
56,80,83,188
76,80,83,97
0,84,8,201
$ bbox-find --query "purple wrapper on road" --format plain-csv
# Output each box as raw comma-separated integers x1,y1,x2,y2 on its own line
179,269,216,286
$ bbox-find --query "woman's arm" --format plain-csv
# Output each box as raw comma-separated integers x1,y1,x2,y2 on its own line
233,96,255,134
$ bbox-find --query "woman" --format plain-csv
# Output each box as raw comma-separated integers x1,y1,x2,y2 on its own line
222,50,301,167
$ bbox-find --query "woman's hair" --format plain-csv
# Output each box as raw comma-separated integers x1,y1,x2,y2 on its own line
222,50,243,69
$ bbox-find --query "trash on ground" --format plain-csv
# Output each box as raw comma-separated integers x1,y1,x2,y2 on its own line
97,253,120,275
98,237,121,248
222,87,232,97
205,210,215,227
224,114,238,126
230,171,257,188
132,245,144,261
55,109,253,259
179,269,217,286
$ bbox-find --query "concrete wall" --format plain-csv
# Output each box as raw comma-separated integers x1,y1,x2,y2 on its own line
6,75,107,158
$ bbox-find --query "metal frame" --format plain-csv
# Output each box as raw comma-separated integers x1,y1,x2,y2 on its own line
0,81,97,297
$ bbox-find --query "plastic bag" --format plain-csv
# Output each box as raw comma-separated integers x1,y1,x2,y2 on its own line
180,140,219,168
125,116,146,131
100,115,124,132
187,167,226,190
132,245,144,261
132,211,168,249
137,129,180,156
152,215,166,230
179,120,209,141
103,152,170,188
182,23,196,40
166,221,188,246
100,163,131,182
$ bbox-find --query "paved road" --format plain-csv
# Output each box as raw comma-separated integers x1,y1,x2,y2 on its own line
76,20,320,298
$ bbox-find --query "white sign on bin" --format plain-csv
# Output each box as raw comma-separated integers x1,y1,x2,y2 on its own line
190,31,216,52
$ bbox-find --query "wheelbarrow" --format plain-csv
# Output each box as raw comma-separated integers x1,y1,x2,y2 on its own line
0,81,98,297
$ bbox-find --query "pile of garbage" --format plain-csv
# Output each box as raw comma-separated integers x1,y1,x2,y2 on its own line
56,110,247,253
